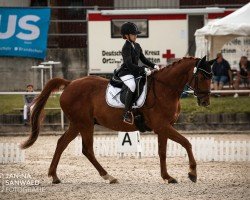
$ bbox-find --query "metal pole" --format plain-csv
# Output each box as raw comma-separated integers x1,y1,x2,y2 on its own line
61,109,64,130
41,68,44,90
49,65,52,79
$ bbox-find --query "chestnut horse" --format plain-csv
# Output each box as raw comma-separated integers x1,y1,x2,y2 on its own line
21,56,214,184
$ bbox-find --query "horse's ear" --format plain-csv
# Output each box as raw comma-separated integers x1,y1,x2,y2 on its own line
197,56,206,68
201,56,206,63
207,58,217,66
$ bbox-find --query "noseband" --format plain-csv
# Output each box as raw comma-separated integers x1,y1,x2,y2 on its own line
147,60,212,108
186,65,213,99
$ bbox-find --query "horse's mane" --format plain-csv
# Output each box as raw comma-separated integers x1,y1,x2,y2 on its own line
158,57,199,73
165,56,198,68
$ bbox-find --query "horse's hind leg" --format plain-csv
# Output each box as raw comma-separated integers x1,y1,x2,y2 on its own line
48,124,79,184
79,125,118,184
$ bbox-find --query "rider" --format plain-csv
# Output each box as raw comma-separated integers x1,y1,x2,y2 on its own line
118,22,160,124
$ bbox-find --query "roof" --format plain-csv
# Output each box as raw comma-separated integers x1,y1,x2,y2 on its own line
195,3,250,36
99,7,225,15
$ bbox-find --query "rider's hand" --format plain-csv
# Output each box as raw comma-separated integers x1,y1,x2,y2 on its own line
145,68,152,76
154,65,160,71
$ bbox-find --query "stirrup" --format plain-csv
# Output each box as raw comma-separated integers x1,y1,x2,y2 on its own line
123,111,134,125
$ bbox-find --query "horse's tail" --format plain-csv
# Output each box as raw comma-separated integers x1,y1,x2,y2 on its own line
20,77,71,149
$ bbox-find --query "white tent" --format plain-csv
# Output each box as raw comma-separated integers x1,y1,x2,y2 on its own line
195,3,250,60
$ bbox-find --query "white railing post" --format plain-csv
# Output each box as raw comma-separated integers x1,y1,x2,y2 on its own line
0,143,25,164
4,143,8,163
230,141,235,162
15,144,20,163
0,143,3,163
225,141,229,162
10,143,14,162
242,141,246,161
213,141,218,161
247,141,250,162
236,141,241,162
219,141,224,161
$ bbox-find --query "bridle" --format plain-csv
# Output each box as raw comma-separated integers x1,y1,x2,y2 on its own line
146,60,213,107
186,60,213,99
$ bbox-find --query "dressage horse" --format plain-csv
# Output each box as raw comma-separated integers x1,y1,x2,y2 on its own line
21,56,214,184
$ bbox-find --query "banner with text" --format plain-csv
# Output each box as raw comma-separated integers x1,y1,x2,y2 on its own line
0,8,51,59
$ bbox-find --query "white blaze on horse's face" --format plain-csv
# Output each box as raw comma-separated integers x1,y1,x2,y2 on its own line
196,67,211,107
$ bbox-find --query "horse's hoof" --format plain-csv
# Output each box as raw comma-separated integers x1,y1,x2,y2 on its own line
188,173,197,183
52,179,61,184
168,178,178,184
110,179,119,184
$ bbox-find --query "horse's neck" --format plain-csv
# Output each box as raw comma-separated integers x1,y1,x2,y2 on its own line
156,59,196,93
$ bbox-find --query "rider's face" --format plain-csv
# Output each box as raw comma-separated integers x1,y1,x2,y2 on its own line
129,34,137,42
125,34,137,42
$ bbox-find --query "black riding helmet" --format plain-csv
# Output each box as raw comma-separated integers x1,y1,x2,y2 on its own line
120,22,141,37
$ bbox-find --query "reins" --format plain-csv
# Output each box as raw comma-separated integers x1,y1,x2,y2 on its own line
144,59,213,109
144,68,184,110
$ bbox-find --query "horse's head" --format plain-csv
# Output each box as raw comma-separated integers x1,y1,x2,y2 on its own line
187,56,215,107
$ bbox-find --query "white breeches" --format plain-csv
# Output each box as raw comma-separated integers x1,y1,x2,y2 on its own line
23,104,34,120
120,75,136,92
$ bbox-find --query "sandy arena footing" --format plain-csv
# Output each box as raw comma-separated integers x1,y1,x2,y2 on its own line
0,134,249,200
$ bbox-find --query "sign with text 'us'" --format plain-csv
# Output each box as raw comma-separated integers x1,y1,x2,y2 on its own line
0,8,50,59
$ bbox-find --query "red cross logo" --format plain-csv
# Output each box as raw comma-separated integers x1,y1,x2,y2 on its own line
162,49,175,60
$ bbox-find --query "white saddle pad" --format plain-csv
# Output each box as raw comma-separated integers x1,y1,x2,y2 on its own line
105,82,147,109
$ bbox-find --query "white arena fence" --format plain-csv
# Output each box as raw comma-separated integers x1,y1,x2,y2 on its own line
0,143,25,164
75,136,250,162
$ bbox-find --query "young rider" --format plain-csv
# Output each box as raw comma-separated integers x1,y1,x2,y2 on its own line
118,22,160,124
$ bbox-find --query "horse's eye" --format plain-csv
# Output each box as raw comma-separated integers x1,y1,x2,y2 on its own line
200,76,205,81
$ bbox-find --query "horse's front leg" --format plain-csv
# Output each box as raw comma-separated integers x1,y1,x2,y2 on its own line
156,125,197,182
157,132,178,183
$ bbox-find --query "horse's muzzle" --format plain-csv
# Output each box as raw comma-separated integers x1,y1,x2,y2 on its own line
200,101,210,107
197,97,210,107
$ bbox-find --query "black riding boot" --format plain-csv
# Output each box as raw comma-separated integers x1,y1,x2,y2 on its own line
123,89,134,124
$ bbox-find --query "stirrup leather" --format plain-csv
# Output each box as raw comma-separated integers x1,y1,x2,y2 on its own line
123,111,134,125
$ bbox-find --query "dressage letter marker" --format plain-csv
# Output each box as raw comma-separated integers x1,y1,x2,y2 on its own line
122,133,132,146
117,131,142,158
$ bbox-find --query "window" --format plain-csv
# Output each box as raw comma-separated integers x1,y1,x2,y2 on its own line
111,19,148,38
30,0,47,6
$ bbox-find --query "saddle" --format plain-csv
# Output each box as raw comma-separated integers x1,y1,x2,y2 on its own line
107,66,147,109
106,71,151,132
110,73,146,106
